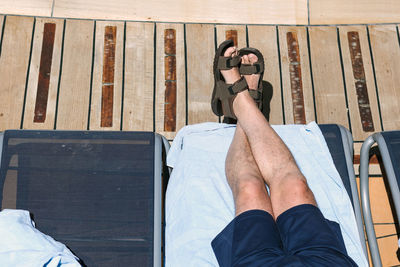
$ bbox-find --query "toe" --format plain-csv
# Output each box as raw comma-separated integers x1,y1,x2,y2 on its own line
248,53,258,64
224,46,238,57
242,55,250,64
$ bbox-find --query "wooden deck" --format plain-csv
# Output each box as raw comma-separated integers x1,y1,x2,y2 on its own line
0,15,399,265
1,0,400,24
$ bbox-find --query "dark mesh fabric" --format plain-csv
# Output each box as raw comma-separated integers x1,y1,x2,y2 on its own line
0,130,155,267
381,131,400,188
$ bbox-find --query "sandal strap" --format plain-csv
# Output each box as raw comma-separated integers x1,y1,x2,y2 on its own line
239,62,264,75
216,77,248,98
218,55,241,70
248,89,262,101
229,76,248,95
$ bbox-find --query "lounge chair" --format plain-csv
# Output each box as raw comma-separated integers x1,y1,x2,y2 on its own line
360,131,400,267
165,122,368,266
319,124,366,255
0,130,170,267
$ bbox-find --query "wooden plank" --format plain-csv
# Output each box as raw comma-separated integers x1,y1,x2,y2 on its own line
309,0,400,25
23,18,64,129
376,234,400,266
216,25,246,49
369,25,400,131
247,26,283,125
89,21,123,130
56,20,94,130
308,27,349,127
155,23,185,139
278,26,315,124
122,22,154,131
0,0,52,17
53,0,308,24
164,28,177,132
34,23,56,123
367,177,396,224
286,32,306,124
355,176,396,224
0,16,34,131
353,143,382,176
0,16,3,39
373,224,399,238
186,24,217,124
372,225,400,266
363,224,400,266
338,26,382,141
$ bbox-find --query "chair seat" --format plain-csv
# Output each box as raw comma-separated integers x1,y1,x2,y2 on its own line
0,130,164,267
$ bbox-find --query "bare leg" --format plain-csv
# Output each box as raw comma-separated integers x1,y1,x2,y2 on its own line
222,47,273,217
222,50,316,219
234,54,316,218
226,124,273,217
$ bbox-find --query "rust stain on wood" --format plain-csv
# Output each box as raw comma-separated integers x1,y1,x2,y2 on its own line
101,26,116,128
286,32,306,124
164,81,177,132
164,56,176,81
164,29,177,132
348,31,374,132
225,30,238,47
34,23,56,123
164,29,176,55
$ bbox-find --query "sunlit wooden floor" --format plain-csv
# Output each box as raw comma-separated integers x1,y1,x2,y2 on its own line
0,14,399,265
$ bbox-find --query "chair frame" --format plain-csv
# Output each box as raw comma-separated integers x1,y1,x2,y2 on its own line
0,130,170,267
360,132,400,267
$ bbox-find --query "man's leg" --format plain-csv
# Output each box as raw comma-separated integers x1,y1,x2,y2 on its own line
215,49,356,267
226,124,273,217
232,54,316,218
220,47,273,217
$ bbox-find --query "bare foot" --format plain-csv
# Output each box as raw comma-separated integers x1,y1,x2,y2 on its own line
231,53,261,115
220,47,241,84
241,53,260,90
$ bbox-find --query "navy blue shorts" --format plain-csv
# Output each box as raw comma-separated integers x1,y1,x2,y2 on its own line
211,204,357,267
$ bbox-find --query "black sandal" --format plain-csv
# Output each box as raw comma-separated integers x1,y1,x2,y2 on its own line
238,47,265,110
211,40,248,120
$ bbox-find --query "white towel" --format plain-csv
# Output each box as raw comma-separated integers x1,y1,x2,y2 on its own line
0,209,81,267
165,122,368,267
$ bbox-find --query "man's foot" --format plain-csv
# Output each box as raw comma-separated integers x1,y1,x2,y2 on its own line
241,53,261,90
220,50,261,122
220,47,241,84
229,53,261,118
220,49,260,92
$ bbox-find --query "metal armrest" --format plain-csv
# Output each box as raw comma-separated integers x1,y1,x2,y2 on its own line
360,132,400,267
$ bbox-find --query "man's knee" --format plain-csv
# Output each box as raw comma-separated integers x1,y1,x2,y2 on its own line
270,176,316,209
273,175,310,195
235,176,266,197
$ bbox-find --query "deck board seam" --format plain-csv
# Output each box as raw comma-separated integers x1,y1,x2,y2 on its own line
306,26,317,124
366,25,385,132
120,21,126,131
183,24,188,126
276,25,285,124
152,23,157,132
87,20,96,130
53,19,65,129
0,13,399,27
336,26,353,134
0,16,6,57
20,17,36,129
51,0,55,18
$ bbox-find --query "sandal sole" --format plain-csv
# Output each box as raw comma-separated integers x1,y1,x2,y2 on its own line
211,39,235,117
